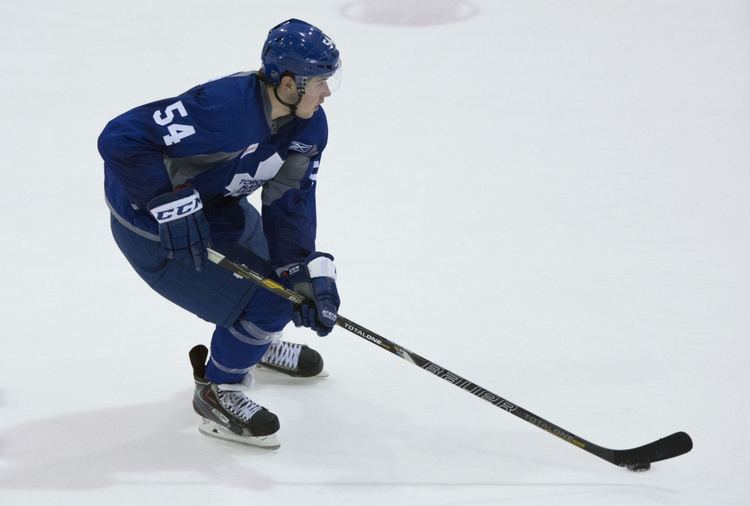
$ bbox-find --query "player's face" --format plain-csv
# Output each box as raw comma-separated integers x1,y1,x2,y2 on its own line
295,77,331,119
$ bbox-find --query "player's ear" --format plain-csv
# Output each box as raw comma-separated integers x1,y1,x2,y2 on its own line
280,75,296,91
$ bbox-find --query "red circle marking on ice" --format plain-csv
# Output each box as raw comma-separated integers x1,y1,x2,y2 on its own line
340,0,480,26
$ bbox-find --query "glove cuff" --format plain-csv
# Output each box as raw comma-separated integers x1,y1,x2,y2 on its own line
306,254,337,280
148,189,203,223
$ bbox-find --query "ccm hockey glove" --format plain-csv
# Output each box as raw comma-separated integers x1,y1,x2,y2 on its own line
279,252,340,337
147,187,210,271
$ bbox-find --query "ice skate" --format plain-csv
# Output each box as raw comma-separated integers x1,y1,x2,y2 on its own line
189,345,280,448
258,339,328,377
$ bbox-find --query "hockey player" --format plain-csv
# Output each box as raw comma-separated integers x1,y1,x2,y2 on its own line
98,19,342,448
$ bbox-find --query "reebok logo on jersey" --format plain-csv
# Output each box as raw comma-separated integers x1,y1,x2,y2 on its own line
240,142,259,158
289,141,314,154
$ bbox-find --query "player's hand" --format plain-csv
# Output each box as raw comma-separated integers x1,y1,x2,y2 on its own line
147,187,210,271
279,252,340,336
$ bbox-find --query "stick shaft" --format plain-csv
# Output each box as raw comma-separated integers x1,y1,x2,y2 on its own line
207,248,691,467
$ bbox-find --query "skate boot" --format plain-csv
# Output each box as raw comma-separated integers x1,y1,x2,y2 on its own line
259,339,326,377
189,344,280,448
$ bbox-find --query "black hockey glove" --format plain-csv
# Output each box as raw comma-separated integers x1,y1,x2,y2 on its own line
279,252,340,337
147,187,211,271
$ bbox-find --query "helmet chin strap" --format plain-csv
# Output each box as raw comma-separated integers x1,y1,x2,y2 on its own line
273,85,304,116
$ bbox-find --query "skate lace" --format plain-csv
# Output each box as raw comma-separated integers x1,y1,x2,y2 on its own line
217,389,263,423
262,340,302,370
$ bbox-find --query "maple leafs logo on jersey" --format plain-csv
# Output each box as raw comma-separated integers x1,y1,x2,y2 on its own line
225,174,266,196
289,141,314,154
225,152,284,196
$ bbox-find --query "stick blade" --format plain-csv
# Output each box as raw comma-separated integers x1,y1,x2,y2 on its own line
612,431,693,467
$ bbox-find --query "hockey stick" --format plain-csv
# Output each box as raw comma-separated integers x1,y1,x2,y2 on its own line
207,248,692,470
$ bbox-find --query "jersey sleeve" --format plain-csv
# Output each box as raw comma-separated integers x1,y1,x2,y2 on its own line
98,99,175,207
261,110,329,267
261,154,319,266
97,82,242,208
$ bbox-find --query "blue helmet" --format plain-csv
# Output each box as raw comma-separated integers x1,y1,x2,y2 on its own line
261,19,340,92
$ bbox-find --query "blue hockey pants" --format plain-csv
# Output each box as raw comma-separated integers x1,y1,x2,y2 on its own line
109,199,293,384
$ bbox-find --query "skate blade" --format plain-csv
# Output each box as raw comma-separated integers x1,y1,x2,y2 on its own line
256,364,330,378
198,419,280,449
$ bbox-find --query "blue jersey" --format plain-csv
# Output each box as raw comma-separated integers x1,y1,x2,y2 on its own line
98,71,328,267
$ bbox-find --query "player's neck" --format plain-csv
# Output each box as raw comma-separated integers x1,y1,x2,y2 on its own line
266,86,294,120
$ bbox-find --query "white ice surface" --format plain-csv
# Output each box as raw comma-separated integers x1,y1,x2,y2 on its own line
1,1,749,505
